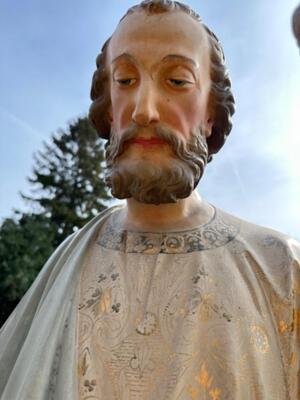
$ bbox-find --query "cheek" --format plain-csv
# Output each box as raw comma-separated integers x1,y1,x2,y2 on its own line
111,92,134,130
161,94,206,137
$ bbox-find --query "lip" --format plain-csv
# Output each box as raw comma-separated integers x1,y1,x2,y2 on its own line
128,137,168,147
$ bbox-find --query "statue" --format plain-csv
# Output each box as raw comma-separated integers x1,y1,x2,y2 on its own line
292,4,300,49
1,1,299,399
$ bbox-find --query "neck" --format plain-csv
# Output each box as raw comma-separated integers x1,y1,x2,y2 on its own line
117,191,214,232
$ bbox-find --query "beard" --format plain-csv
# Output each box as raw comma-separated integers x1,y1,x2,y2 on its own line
105,124,209,205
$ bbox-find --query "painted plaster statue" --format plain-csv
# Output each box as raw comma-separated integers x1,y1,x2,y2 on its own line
1,1,300,399
292,4,300,49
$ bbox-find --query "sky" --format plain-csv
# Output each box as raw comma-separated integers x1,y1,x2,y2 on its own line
0,0,299,240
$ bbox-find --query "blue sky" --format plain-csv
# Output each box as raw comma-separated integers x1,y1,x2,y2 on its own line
0,0,299,239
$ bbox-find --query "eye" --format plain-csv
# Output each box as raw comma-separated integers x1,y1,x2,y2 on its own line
167,78,191,88
115,78,136,87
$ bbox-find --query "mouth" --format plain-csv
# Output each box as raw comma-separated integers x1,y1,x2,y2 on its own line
127,137,168,147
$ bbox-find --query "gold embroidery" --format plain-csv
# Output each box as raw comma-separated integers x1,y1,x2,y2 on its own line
198,294,214,322
290,351,297,367
291,308,300,337
209,387,222,400
187,384,199,400
250,325,270,354
196,363,213,388
279,320,290,334
187,363,222,400
97,288,112,315
78,352,88,377
76,210,295,399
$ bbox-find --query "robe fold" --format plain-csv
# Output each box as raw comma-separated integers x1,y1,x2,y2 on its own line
0,205,300,399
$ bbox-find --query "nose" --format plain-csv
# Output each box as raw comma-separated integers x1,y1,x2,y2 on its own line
132,79,160,127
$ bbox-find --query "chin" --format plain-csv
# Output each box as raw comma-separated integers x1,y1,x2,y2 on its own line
106,158,198,205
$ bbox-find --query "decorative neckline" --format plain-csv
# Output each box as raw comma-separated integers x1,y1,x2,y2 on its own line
96,207,240,254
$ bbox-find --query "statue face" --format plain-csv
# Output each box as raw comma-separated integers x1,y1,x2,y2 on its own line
104,10,213,204
107,10,212,163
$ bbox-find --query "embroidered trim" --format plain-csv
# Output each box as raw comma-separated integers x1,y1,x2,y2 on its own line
97,209,239,254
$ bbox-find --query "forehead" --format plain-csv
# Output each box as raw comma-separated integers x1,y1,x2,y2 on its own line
107,10,211,70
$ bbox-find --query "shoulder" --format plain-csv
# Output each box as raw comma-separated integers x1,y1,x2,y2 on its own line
216,206,300,277
30,205,123,285
216,207,300,299
217,206,300,255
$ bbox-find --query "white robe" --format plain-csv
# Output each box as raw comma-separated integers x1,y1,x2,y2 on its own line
0,206,299,399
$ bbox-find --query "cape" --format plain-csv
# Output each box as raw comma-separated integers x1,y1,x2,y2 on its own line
0,205,299,399
0,207,119,400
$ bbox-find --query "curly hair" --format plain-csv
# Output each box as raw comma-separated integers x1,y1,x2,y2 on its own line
89,0,235,159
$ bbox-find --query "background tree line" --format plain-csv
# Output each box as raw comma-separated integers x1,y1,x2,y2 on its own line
0,117,111,326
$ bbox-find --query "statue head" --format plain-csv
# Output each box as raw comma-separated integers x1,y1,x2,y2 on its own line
89,0,235,204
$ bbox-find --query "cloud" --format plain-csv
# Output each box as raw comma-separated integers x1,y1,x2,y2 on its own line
0,105,45,141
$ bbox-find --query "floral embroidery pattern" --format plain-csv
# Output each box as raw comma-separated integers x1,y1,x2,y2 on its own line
129,346,156,378
97,209,239,254
136,312,158,336
250,325,270,354
76,207,297,399
187,363,221,400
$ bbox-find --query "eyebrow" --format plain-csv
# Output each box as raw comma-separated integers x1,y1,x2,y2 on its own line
112,52,137,65
161,54,198,68
111,53,198,69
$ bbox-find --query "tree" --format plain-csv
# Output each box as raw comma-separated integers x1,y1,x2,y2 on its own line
0,213,56,326
22,117,111,245
0,117,111,326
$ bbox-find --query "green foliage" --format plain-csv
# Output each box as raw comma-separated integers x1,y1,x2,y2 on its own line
22,117,111,245
0,117,111,326
0,213,56,326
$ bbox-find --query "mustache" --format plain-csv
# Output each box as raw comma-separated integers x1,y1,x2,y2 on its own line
105,123,205,166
